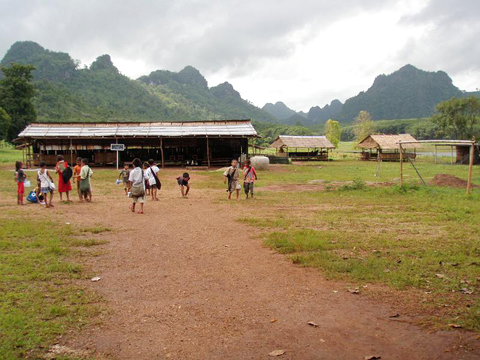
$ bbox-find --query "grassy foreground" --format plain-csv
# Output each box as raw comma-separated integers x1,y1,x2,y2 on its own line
209,158,480,331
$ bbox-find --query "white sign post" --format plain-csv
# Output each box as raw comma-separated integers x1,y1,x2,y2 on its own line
110,144,125,170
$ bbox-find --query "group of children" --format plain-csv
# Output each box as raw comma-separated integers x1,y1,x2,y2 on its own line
15,156,257,211
15,156,93,208
223,159,258,200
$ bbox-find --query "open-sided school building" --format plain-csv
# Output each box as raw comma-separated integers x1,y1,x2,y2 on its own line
16,120,258,168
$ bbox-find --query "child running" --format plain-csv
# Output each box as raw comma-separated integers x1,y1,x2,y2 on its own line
223,159,241,200
37,161,54,208
243,159,258,199
72,157,82,201
129,158,146,214
15,161,27,205
118,163,131,195
79,158,93,202
176,172,190,198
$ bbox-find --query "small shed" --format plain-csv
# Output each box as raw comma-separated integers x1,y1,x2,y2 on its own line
357,134,419,161
270,135,335,161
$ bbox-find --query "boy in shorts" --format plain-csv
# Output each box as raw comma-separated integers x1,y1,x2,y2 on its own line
223,159,241,200
176,172,190,198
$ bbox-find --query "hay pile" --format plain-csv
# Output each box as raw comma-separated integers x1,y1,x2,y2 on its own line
429,174,477,188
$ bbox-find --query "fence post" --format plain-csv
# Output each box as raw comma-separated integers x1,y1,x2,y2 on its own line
467,137,475,195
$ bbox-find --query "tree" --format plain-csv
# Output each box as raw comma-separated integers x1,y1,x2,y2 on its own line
432,96,480,139
0,107,11,141
324,119,341,147
353,110,375,142
0,63,37,142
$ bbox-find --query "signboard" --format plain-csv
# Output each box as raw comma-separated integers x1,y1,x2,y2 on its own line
110,144,125,151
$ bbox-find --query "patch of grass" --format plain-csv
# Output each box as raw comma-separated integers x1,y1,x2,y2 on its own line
71,238,108,247
0,218,101,359
0,143,23,164
243,179,480,331
338,178,366,191
81,226,112,234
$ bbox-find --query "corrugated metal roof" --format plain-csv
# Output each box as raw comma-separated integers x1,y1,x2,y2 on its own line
270,135,336,149
357,134,419,150
18,120,258,138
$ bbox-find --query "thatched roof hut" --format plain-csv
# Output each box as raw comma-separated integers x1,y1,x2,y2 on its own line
269,135,335,161
357,134,419,150
270,135,335,149
357,134,419,161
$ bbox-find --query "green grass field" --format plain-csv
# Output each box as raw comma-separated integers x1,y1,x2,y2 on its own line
0,143,479,356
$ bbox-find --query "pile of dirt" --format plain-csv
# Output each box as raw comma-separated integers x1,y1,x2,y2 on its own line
430,174,477,188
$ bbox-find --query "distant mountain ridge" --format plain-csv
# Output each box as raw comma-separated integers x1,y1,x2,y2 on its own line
0,41,277,123
264,64,476,125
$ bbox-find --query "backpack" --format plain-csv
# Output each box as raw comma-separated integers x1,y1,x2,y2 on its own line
62,166,73,183
131,168,145,197
27,191,38,203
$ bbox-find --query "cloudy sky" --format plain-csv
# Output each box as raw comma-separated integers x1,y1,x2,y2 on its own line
0,0,478,111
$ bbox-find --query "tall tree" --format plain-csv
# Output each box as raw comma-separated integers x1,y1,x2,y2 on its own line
0,107,11,141
353,110,375,142
0,63,37,142
324,119,341,147
432,96,480,139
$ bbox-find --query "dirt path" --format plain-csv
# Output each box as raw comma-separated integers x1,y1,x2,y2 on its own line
46,170,479,359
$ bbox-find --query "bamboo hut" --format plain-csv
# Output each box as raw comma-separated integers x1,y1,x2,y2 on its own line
269,135,335,161
357,134,419,161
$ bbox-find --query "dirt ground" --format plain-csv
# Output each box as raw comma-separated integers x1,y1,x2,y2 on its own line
17,169,480,359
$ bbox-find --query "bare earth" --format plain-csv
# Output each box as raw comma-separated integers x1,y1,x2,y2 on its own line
26,169,479,359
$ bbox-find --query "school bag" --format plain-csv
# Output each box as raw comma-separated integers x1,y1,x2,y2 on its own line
149,167,161,190
131,168,145,197
62,166,73,183
26,190,38,203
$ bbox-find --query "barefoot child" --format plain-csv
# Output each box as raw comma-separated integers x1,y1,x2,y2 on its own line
79,158,93,202
37,161,54,208
176,172,190,198
243,159,258,199
223,159,241,200
15,161,26,205
129,158,145,214
118,163,131,195
72,157,82,201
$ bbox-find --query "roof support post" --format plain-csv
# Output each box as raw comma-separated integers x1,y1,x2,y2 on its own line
467,137,475,195
160,137,164,169
206,136,211,168
70,138,73,166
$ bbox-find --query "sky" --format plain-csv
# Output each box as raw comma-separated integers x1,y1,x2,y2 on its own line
0,0,478,111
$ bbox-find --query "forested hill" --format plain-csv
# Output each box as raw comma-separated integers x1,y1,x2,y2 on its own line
338,64,465,122
0,41,277,123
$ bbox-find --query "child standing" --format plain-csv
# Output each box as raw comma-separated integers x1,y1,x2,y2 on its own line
223,159,241,200
118,163,131,195
129,158,145,214
176,172,190,198
79,158,93,202
15,161,26,205
243,159,258,199
37,161,54,208
72,157,83,201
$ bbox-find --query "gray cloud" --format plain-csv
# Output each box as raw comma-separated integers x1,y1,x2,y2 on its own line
398,0,480,79
0,0,394,78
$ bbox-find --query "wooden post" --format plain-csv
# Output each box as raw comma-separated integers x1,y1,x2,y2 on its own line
69,138,73,166
399,143,404,187
160,137,164,169
435,145,438,164
206,136,211,168
467,138,475,195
